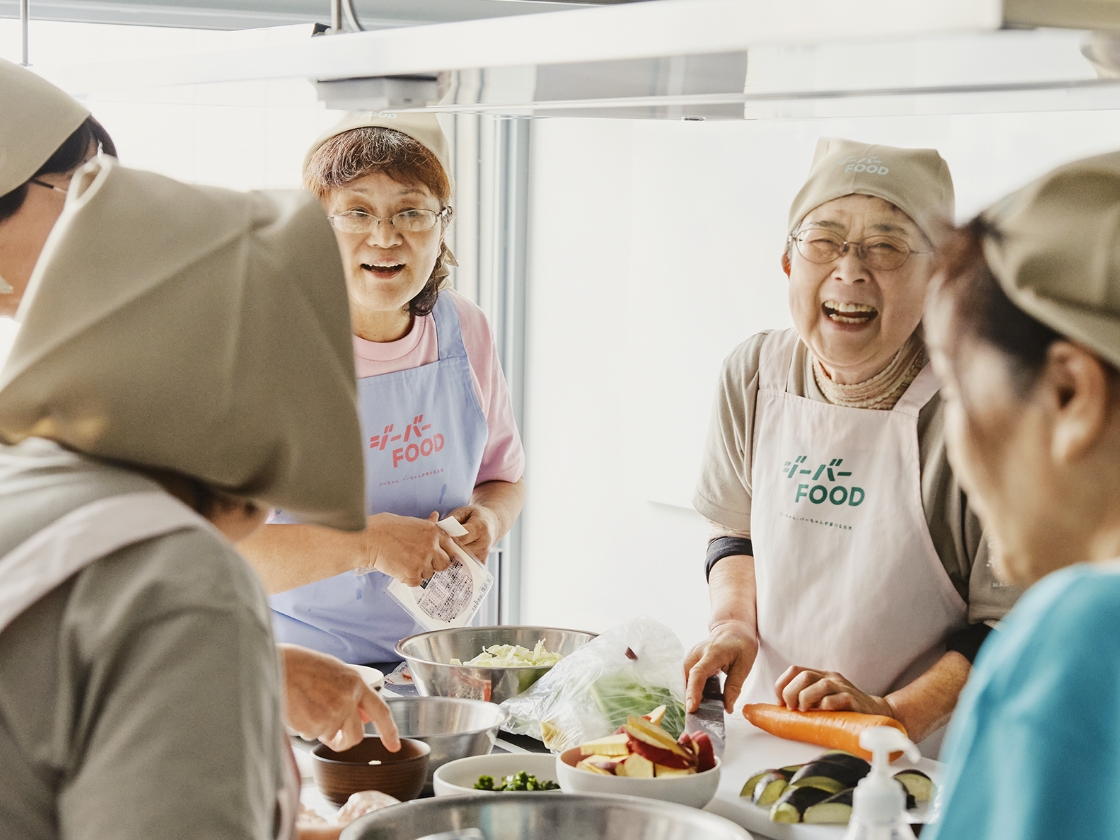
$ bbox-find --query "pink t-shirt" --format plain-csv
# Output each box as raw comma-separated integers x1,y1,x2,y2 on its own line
352,289,525,486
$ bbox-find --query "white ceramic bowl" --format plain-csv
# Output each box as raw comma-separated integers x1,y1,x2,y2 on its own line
433,753,562,797
556,747,721,810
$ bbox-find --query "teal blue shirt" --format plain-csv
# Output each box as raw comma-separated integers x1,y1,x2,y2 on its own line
926,562,1120,840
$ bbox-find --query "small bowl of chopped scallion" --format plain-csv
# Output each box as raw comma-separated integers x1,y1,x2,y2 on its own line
433,753,562,797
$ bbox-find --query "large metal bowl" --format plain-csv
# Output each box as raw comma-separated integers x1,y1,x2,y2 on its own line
372,696,508,795
339,792,753,840
396,626,596,706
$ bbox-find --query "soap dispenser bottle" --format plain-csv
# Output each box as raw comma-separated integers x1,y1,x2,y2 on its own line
841,726,921,840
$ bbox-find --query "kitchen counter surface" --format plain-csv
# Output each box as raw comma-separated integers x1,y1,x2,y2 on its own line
294,689,941,838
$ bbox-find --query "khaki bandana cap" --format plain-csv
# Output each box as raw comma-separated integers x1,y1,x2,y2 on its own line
0,157,366,530
0,58,89,198
788,137,955,244
980,150,1120,371
305,111,452,181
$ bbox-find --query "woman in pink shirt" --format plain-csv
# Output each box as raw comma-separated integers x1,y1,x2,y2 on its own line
241,112,526,664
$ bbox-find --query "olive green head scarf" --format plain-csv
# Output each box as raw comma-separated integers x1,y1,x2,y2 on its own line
979,150,1120,371
0,156,366,530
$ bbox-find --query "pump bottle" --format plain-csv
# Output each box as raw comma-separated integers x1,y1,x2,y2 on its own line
840,726,921,840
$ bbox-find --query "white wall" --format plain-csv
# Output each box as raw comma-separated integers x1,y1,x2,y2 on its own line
519,110,1120,652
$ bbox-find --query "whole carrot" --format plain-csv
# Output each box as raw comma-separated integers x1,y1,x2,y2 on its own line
742,704,907,761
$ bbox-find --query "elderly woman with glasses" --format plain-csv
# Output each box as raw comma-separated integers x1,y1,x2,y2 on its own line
684,139,1021,750
240,113,525,666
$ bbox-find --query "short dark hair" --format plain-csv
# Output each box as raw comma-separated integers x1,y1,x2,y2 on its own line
0,115,117,223
304,126,453,319
930,216,1066,397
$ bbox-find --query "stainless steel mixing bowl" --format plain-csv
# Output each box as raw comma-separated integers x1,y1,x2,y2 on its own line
338,792,753,840
396,626,596,706
371,696,508,794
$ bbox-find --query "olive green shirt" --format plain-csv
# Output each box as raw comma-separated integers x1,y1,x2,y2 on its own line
694,331,1021,624
0,438,286,840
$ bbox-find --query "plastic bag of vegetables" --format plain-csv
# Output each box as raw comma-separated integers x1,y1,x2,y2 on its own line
500,617,687,753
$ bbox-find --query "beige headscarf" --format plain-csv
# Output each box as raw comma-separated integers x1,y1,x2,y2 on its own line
0,58,89,198
304,111,452,187
0,156,366,530
789,138,955,244
980,150,1120,371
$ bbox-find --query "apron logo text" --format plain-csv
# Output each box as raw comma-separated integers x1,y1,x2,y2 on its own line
369,414,446,468
783,455,864,507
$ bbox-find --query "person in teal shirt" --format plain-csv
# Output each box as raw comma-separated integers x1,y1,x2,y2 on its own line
923,150,1120,840
929,566,1120,838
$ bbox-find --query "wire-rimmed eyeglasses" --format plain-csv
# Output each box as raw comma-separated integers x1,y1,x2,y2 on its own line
789,227,928,271
328,207,451,236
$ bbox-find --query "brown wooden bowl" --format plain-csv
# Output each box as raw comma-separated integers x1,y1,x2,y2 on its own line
311,736,430,806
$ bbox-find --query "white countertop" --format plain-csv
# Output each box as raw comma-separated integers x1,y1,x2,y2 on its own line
295,697,942,838
705,713,942,840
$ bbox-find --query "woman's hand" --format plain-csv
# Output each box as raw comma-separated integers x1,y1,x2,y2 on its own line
366,512,454,586
684,619,759,714
447,503,500,562
279,644,401,752
775,666,896,717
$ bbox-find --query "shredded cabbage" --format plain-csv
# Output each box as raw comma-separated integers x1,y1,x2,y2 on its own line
450,639,563,667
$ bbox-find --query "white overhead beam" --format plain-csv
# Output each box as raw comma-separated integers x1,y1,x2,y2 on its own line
37,0,1004,94
0,0,589,31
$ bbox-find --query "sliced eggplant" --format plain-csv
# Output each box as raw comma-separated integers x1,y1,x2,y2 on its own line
815,752,872,778
741,771,769,799
752,772,790,807
803,788,854,825
894,770,936,805
769,785,832,824
740,767,794,798
790,759,868,793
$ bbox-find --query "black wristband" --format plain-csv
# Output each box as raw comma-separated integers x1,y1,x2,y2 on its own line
705,536,754,581
945,622,994,664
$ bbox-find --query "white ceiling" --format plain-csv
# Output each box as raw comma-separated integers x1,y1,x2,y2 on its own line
0,0,629,31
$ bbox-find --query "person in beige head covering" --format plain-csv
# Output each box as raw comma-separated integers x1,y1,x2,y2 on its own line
686,138,1020,750
921,150,1120,840
0,59,398,788
239,111,526,665
0,156,395,840
0,57,115,314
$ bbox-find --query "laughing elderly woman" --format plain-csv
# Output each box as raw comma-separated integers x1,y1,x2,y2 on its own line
684,139,1020,749
240,113,526,665
924,151,1120,840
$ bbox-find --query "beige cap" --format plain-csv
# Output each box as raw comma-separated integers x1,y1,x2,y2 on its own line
305,110,452,191
788,137,955,243
0,156,366,530
979,150,1120,370
0,58,89,197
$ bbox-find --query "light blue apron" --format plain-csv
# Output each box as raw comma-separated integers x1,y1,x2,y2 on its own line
269,293,489,663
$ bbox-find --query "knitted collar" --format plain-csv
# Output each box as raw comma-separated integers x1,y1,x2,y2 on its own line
812,332,928,410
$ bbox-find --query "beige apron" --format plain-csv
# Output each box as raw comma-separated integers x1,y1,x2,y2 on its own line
0,490,299,839
745,329,966,745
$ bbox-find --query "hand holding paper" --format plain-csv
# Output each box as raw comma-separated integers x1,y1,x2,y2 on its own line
386,517,494,630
